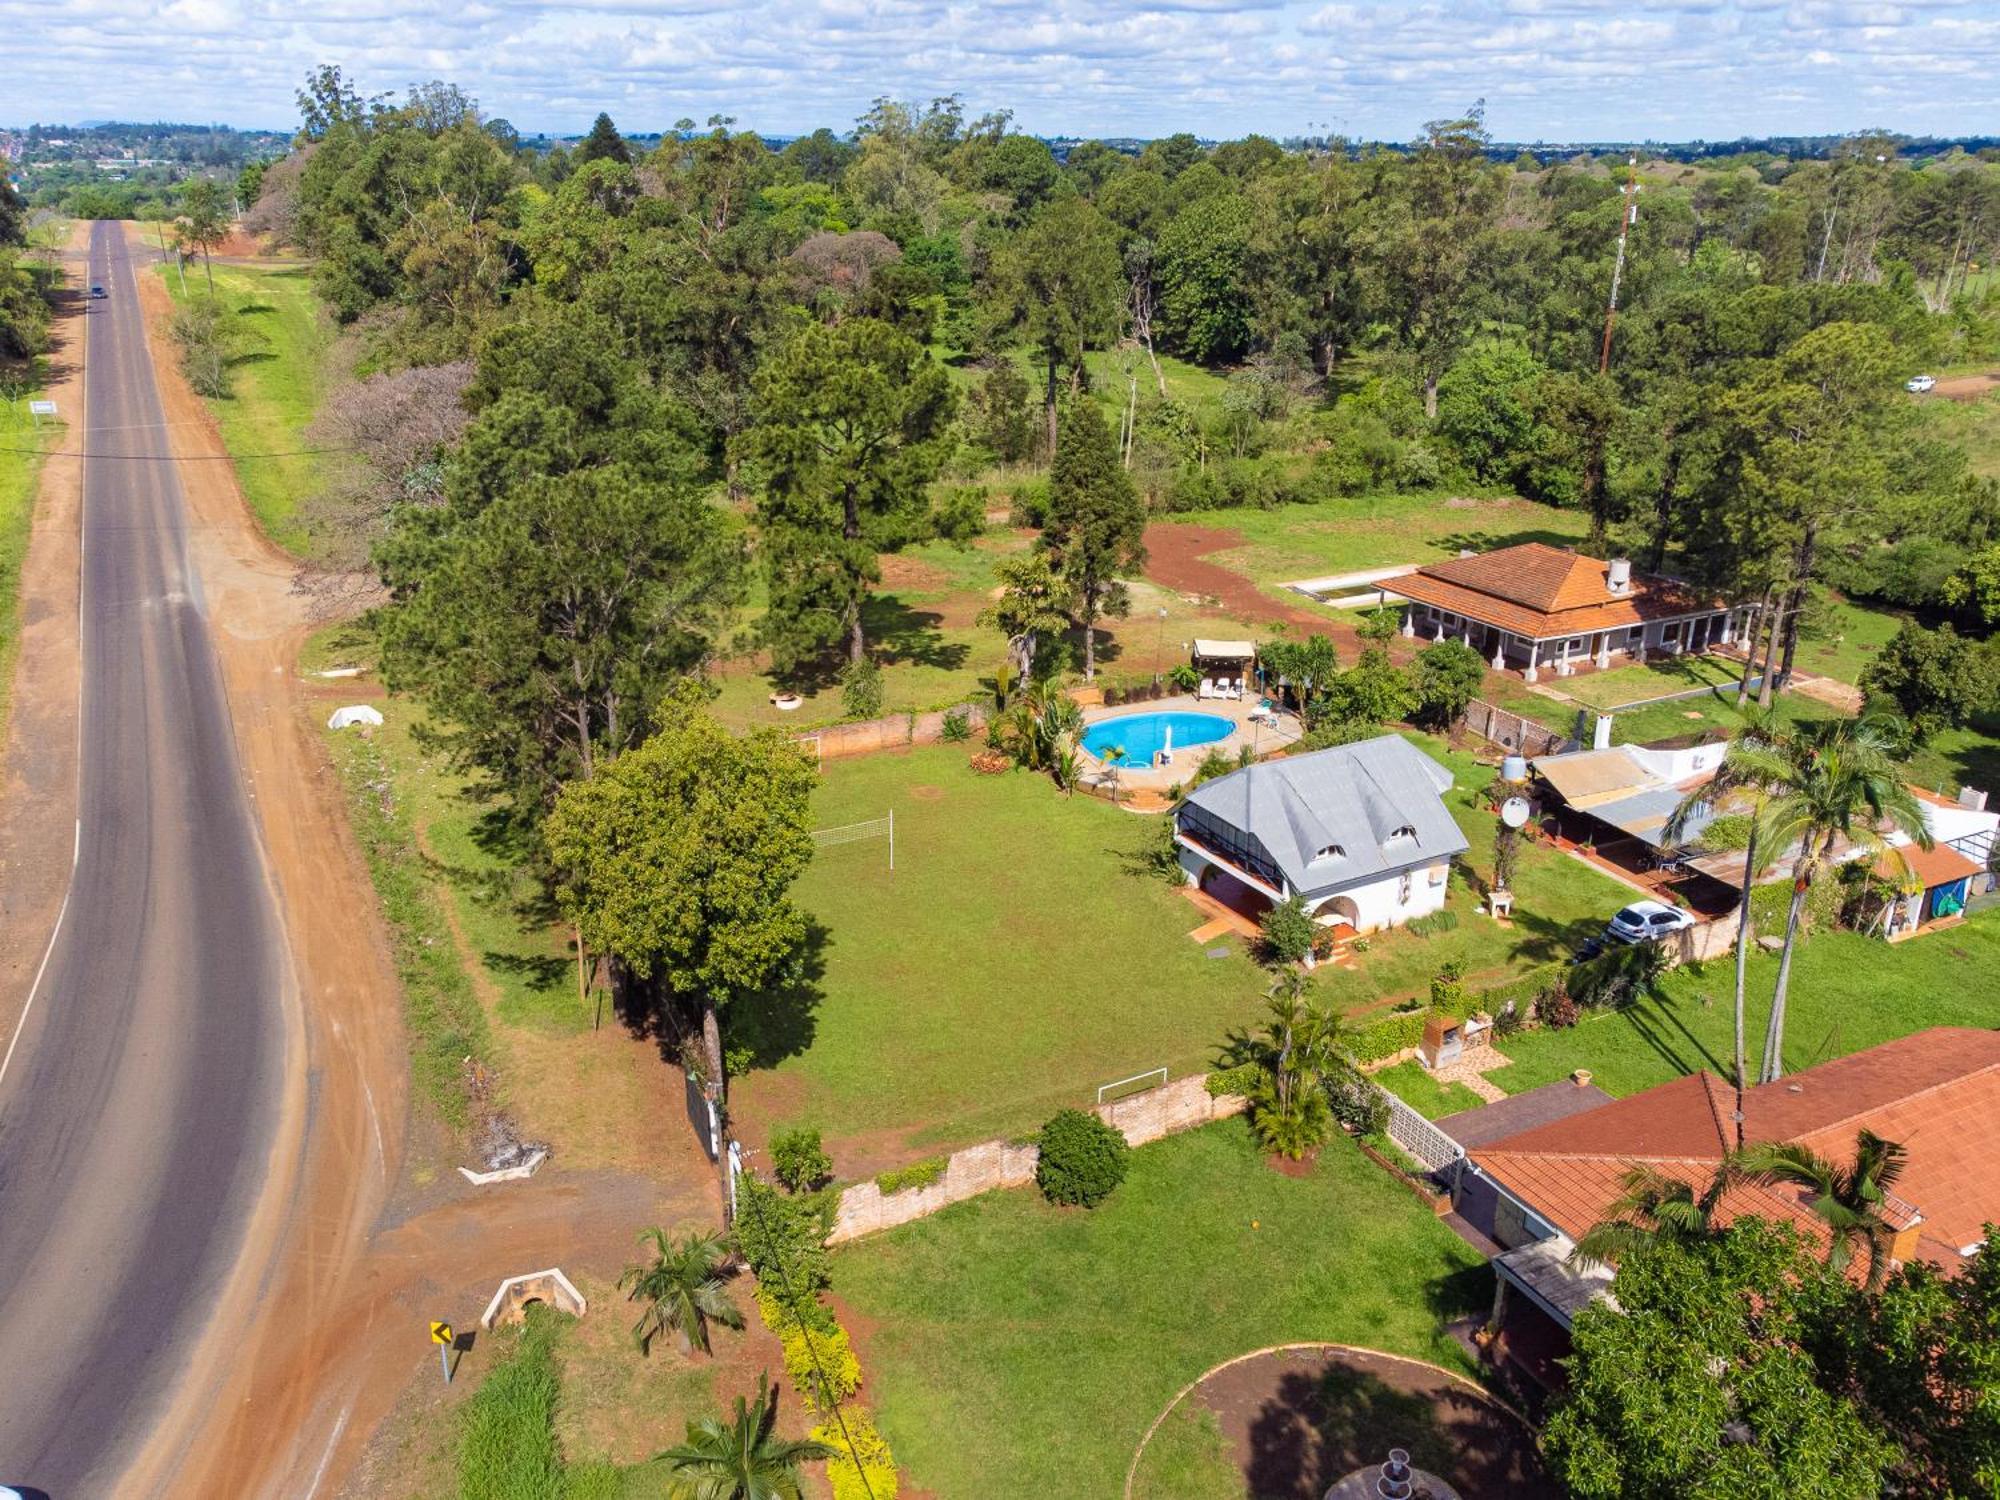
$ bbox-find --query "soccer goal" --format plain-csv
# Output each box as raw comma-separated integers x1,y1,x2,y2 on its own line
810,810,894,870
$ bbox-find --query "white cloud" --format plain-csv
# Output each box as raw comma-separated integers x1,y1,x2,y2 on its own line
2,0,1997,139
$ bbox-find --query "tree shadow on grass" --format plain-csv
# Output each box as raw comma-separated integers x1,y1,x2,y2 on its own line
1432,526,1591,557
866,595,970,672
483,950,569,994
1244,1360,1554,1500
1504,902,1607,965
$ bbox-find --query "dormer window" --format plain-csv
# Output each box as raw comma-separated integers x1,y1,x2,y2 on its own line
1385,825,1416,844
1313,844,1344,862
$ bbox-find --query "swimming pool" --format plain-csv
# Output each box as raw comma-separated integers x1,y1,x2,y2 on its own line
1080,710,1234,767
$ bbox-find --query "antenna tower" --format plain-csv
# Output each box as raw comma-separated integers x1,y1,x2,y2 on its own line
1598,154,1640,374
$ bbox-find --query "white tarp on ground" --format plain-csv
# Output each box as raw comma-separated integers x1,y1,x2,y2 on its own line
327,704,384,730
1192,638,1256,661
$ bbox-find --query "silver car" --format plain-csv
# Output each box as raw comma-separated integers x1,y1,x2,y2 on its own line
1606,900,1695,944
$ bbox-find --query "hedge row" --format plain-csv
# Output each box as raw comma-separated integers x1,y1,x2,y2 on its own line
1350,959,1570,1063
751,1270,901,1499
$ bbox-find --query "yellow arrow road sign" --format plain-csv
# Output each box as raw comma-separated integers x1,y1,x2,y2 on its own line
431,1321,454,1345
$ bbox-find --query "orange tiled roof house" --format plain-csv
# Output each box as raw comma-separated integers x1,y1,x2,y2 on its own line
1386,542,1758,683
1441,1028,2000,1389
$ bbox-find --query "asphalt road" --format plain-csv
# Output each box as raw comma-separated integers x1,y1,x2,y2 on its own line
0,223,286,1494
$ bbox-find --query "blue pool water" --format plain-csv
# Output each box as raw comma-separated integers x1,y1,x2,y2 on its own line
1080,711,1233,766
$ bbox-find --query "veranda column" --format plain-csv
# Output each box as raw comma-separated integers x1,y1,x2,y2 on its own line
1524,639,1539,684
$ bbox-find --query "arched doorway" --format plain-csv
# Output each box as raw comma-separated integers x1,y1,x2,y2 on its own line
1319,895,1361,931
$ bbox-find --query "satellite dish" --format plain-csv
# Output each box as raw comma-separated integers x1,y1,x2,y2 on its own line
1500,797,1531,830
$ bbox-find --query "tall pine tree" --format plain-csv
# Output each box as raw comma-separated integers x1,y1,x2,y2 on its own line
1041,400,1146,681
575,111,632,166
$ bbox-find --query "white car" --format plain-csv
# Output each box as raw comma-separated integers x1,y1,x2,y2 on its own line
1906,374,1937,394
1606,900,1696,944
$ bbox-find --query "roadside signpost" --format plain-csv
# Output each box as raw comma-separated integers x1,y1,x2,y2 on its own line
431,1320,455,1384
28,399,56,427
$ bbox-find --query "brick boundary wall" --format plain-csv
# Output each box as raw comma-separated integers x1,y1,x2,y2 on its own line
827,1073,1249,1243
800,702,988,763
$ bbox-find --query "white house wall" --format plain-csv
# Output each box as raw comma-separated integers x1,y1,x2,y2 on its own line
1304,860,1450,933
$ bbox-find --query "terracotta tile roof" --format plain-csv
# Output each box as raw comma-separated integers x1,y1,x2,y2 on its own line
1873,842,1983,890
1389,542,1725,641
1470,1028,2000,1273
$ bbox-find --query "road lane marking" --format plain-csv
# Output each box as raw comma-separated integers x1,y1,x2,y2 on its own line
0,227,94,1099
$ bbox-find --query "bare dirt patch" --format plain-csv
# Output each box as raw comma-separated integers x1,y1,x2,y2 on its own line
878,553,955,592
1143,522,1342,638
909,784,945,801
0,222,87,1050
1134,1344,1556,1500
1931,370,2000,402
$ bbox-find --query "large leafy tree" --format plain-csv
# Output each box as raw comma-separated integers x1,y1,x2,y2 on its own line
991,195,1123,453
544,689,817,1120
657,1376,833,1500
376,460,740,842
1808,1224,2000,1498
175,177,230,294
1040,399,1146,681
746,317,956,673
1544,1220,1899,1500
1155,188,1254,362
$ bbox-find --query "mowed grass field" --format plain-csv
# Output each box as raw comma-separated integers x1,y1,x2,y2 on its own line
834,1119,1488,1499
727,734,1631,1167
157,259,327,553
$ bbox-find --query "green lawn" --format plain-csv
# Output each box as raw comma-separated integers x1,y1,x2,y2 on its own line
1791,594,1908,687
1917,387,2000,481
1371,1059,1485,1120
1165,493,1590,589
1478,908,2000,1100
0,398,58,736
1557,653,1742,711
157,260,327,554
834,1119,1488,1499
730,734,1630,1163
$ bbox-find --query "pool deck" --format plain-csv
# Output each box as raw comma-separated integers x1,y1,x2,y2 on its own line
1079,693,1303,793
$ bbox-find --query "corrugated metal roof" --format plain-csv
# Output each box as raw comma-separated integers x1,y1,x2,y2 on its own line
1531,746,1655,806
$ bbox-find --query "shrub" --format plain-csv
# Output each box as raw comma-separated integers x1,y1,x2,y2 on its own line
1428,958,1467,1010
940,706,972,742
770,1126,833,1194
1406,910,1460,939
929,484,987,543
1250,1083,1333,1159
736,1177,833,1302
813,1407,900,1500
781,1321,862,1410
1259,894,1317,967
754,1279,838,1339
1351,1009,1430,1063
1539,988,1581,1029
1007,479,1051,528
874,1156,947,1195
1326,1071,1390,1136
1035,1108,1129,1207
1168,662,1201,693
1492,1004,1525,1039
840,659,884,720
1205,1062,1263,1097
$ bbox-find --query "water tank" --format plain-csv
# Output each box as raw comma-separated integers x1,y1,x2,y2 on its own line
1607,557,1632,594
1501,753,1528,783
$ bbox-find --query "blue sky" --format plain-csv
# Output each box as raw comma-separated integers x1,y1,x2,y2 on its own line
6,0,2000,141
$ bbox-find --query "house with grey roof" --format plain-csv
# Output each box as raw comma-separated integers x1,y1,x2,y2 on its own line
1173,735,1469,936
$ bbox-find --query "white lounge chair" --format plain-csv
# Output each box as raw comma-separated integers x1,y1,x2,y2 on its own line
1199,678,1215,699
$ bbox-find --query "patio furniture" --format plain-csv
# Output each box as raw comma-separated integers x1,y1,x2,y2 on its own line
1199,677,1216,699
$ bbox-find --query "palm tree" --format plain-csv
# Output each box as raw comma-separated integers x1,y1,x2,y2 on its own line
1747,716,1930,1081
1733,1128,1910,1291
1664,706,1784,1107
1243,973,1353,1160
619,1228,744,1357
657,1375,834,1500
1571,1162,1731,1270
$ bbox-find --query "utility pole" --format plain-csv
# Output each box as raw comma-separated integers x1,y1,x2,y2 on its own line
1598,154,1640,375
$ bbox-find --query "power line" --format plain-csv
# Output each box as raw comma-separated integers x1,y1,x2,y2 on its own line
738,1173,879,1500
0,442,351,461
